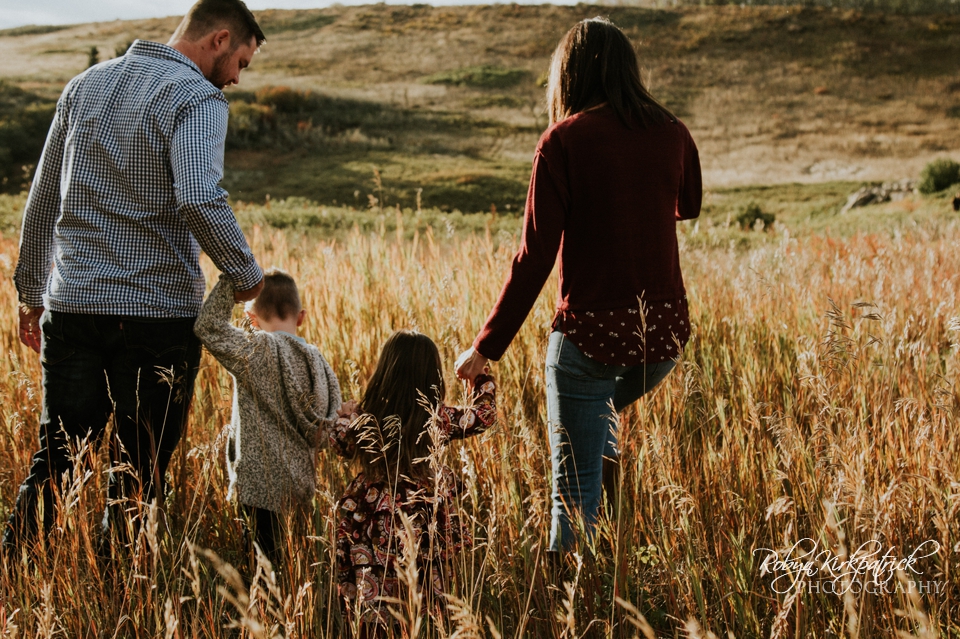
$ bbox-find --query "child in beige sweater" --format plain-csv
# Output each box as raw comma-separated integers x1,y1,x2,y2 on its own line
195,268,341,570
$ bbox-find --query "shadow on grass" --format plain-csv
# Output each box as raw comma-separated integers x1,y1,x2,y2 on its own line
222,87,534,212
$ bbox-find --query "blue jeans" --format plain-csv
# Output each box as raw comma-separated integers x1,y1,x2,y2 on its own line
545,330,676,551
2,311,201,550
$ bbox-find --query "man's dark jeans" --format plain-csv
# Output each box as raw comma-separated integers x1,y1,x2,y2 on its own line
2,311,201,550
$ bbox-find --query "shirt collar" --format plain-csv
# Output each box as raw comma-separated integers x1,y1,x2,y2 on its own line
128,40,206,79
277,330,306,344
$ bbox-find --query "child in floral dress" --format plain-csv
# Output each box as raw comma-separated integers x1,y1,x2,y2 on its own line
324,330,496,635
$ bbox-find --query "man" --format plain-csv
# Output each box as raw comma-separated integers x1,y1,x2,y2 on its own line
6,0,266,552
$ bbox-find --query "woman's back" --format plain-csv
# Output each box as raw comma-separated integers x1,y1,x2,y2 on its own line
540,105,701,310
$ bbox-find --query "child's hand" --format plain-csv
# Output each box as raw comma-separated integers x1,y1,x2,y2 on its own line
337,400,359,419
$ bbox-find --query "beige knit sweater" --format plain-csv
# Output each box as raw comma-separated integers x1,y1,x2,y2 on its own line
194,276,341,512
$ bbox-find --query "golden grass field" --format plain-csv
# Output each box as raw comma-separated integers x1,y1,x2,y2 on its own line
1,189,959,637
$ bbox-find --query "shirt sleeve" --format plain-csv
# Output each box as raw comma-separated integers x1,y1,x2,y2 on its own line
193,275,262,377
473,135,569,361
171,95,262,291
437,374,497,441
13,95,68,308
676,124,702,221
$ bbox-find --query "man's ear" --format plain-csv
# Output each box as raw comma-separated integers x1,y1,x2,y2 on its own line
211,29,231,52
246,309,260,329
296,309,306,328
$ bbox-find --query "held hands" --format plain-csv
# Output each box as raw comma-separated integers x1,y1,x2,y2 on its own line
455,346,490,382
234,278,264,304
18,304,44,354
337,400,359,419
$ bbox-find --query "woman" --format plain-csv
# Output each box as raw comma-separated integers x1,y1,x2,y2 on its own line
455,17,701,551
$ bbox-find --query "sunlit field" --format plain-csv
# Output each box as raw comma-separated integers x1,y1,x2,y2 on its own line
1,192,958,638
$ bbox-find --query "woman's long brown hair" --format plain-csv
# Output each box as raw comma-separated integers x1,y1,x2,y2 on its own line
353,330,446,481
547,17,675,128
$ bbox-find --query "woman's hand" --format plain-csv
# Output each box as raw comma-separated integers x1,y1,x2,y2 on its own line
455,347,490,382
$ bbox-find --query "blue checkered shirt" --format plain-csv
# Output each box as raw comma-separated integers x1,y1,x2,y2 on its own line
14,40,262,318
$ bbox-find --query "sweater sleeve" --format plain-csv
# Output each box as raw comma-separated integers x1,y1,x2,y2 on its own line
676,124,702,221
473,135,569,361
193,275,261,378
305,352,343,448
437,374,497,441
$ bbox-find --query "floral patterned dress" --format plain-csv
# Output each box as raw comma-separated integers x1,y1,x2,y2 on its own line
324,375,497,627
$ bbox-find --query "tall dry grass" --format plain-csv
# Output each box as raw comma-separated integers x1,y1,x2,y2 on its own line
0,215,957,637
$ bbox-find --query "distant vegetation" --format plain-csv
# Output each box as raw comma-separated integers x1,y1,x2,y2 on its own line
918,157,960,193
0,24,70,37
735,201,777,230
0,83,55,194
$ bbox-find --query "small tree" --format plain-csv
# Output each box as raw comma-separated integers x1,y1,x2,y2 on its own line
918,158,960,194
736,202,776,231
87,46,99,69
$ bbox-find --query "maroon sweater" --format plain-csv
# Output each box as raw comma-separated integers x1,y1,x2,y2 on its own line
474,106,702,361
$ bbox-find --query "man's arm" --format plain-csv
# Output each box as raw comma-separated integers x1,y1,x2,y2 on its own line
13,96,68,352
170,94,263,300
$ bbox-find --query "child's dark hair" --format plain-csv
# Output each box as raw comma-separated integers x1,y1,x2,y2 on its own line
253,268,301,321
356,330,446,479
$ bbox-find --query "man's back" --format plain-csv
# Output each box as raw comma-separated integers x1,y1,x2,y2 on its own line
15,40,261,318
5,0,266,557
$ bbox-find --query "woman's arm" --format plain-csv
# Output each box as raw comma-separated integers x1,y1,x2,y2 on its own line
471,136,569,362
676,125,703,221
438,374,497,441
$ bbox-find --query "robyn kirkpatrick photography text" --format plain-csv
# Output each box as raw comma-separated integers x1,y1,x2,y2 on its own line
755,538,943,596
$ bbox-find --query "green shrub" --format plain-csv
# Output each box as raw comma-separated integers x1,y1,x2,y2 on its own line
918,158,960,194
735,202,776,230
227,101,276,142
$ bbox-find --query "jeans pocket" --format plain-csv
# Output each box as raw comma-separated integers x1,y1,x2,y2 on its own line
40,312,75,366
552,333,608,380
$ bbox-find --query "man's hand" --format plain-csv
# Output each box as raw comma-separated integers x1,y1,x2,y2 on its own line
234,278,264,303
19,304,44,354
455,346,490,382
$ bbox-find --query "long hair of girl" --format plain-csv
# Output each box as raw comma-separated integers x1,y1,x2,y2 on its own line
354,330,446,480
546,16,676,128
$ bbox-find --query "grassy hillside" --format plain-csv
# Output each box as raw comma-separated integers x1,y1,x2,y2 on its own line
2,4,960,209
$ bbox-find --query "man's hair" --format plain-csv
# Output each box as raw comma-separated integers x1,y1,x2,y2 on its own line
175,0,266,48
252,268,301,321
